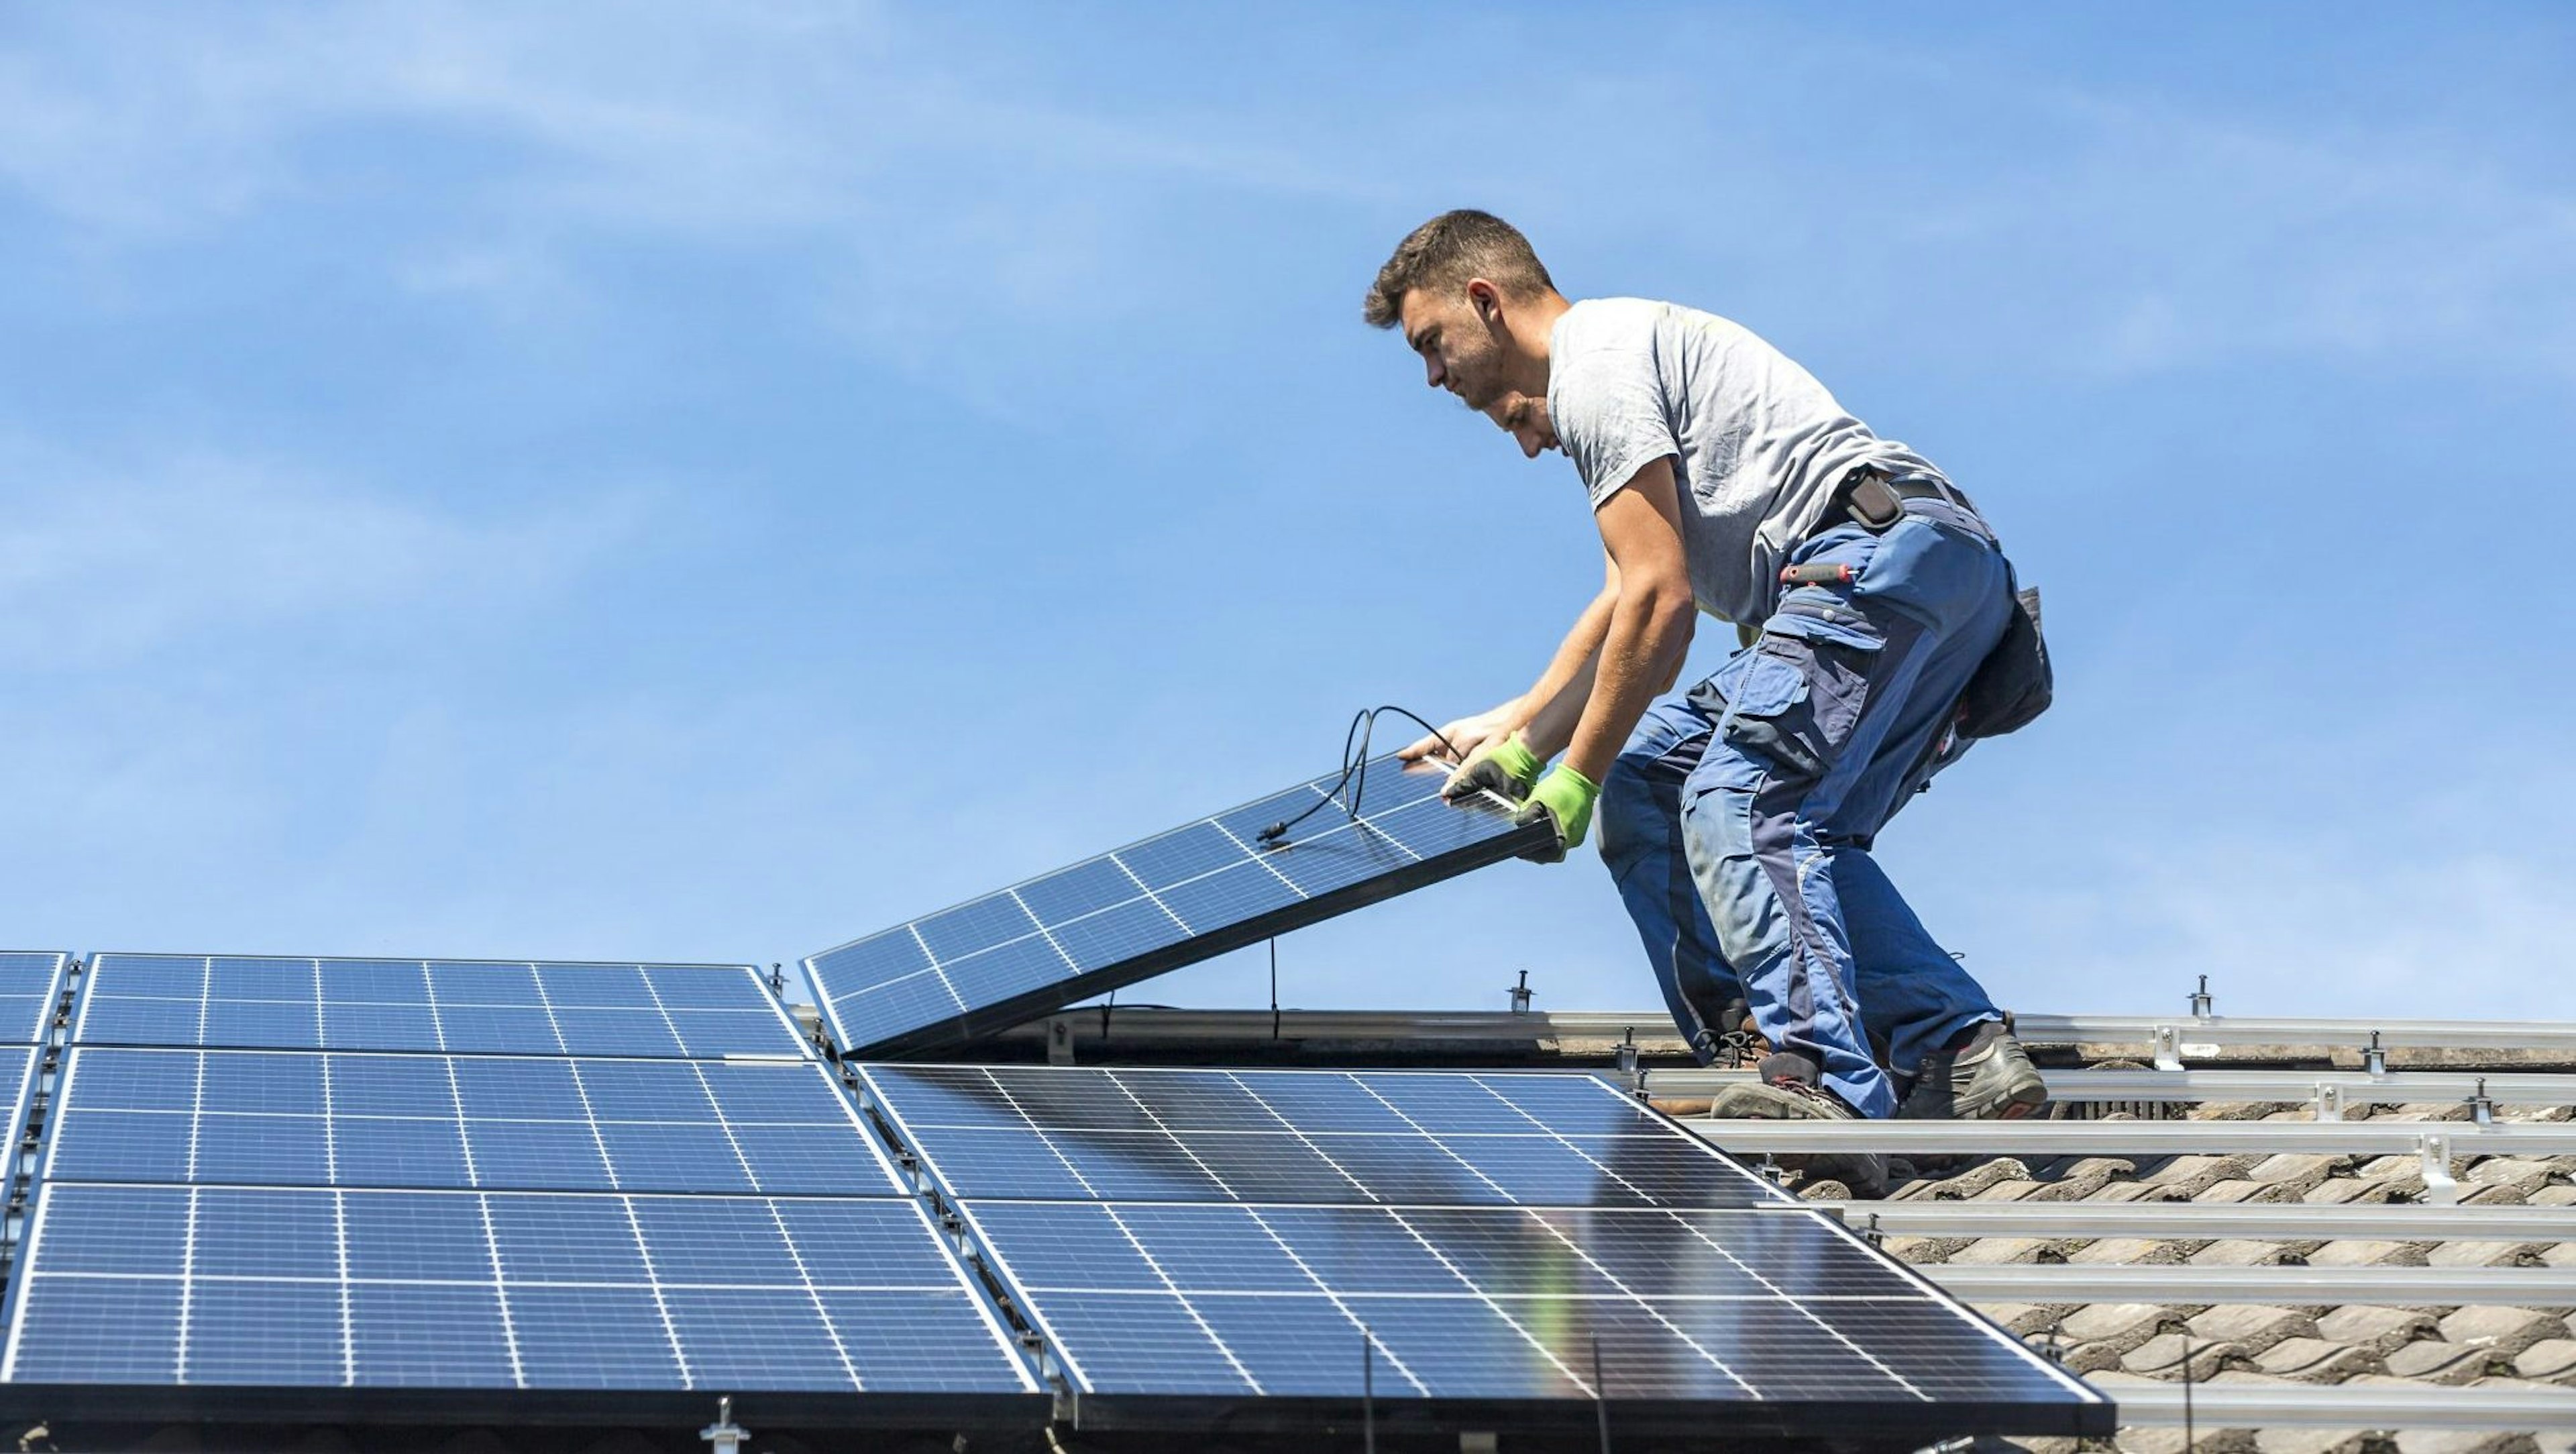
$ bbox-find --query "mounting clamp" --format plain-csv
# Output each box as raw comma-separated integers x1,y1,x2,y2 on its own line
700,1396,750,1454
2417,1131,2459,1207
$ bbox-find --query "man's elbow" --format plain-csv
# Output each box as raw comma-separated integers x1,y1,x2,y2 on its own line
1631,572,1695,632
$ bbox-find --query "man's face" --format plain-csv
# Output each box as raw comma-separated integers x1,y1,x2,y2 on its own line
1487,391,1559,459
1397,286,1513,414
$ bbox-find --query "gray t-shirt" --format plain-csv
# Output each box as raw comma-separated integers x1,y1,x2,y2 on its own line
1547,297,1945,624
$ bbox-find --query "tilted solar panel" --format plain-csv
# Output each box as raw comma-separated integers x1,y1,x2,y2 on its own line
0,953,68,1045
44,1048,894,1195
76,954,808,1058
806,756,1548,1058
1,1182,1033,1394
860,1065,2111,1441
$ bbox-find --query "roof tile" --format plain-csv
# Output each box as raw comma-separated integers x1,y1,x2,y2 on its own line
2312,1305,2439,1355
2057,1300,2174,1353
2251,1335,2387,1382
2068,1235,2199,1266
2389,1429,2544,1454
2121,1331,2240,1380
2186,1305,2320,1359
2306,1239,2434,1268
2510,1335,2576,1384
2437,1306,2569,1357
2383,1339,2493,1384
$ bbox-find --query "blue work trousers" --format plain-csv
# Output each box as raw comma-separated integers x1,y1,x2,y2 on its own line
1595,498,2013,1117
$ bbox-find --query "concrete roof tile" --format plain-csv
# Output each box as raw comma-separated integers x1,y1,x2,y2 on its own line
2251,1335,2387,1382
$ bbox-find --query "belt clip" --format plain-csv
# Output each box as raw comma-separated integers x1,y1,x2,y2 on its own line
1845,469,1904,530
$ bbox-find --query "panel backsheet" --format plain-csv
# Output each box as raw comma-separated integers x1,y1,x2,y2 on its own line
806,757,1547,1058
76,954,807,1059
45,1048,895,1196
0,954,67,1046
2,1182,1032,1392
863,1066,2104,1427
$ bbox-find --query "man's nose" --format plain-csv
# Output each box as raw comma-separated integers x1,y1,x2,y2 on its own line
1423,355,1445,389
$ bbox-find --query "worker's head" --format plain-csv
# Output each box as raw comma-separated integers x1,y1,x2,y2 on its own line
1364,209,1566,451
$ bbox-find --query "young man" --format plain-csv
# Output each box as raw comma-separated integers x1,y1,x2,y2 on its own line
1367,211,2044,1183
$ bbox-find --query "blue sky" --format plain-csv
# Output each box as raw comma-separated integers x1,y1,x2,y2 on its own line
3,2,2571,1025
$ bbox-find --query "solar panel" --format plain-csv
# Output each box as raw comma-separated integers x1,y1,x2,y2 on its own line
0,953,67,1045
44,1048,894,1195
1,1182,1034,1394
859,1063,1778,1208
861,1065,2110,1440
75,954,808,1058
806,755,1548,1057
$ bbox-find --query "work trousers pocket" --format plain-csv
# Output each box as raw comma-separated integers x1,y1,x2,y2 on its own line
1688,630,1880,787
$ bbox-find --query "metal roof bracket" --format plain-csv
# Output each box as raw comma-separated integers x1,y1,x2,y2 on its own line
698,1398,749,1454
2312,1082,2345,1122
1046,1016,1075,1066
2418,1131,2458,1206
2151,1023,2184,1072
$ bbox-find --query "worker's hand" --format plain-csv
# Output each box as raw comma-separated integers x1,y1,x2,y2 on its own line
1396,702,1520,767
1441,732,1543,805
1512,764,1601,863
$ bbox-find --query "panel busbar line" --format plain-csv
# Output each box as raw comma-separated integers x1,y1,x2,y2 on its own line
860,1065,2112,1441
0,954,68,1046
0,1182,1037,1396
75,954,808,1059
42,1048,897,1196
805,756,1550,1058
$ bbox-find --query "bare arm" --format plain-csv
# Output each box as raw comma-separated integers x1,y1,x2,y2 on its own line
1558,458,1696,785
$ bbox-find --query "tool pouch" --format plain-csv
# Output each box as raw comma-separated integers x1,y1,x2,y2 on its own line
1953,571,2053,739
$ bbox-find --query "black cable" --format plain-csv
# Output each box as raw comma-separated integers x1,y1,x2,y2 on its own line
1256,705,1464,848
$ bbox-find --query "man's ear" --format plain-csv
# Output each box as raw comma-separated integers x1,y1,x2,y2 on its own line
1465,278,1501,326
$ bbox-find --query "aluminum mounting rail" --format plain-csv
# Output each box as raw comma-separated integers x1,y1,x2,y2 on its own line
2012,1013,2576,1060
1792,1200,2576,1243
1923,1264,2576,1306
2102,1381,2576,1432
1635,1066,2576,1107
987,1006,2576,1058
1001,1008,1688,1046
1687,1118,2576,1157
1688,1117,2574,1205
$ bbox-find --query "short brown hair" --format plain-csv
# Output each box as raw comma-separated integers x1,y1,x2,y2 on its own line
1362,209,1556,329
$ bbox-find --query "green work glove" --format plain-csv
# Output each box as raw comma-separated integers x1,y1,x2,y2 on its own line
1440,732,1544,804
1513,763,1601,863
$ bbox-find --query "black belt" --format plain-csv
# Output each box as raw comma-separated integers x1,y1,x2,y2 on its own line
1829,468,1980,532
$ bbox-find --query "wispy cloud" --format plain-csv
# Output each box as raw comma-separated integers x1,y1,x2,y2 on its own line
0,443,653,669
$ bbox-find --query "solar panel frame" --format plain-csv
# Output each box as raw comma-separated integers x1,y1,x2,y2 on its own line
73,953,812,1060
0,953,68,1046
857,1064,2113,1441
0,1181,1045,1419
804,756,1551,1058
40,1046,903,1196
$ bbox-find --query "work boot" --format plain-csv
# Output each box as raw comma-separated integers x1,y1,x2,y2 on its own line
1707,1053,1889,1198
1898,1019,2047,1121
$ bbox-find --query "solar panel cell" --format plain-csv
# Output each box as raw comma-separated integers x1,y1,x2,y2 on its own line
46,1049,892,1194
867,1066,1779,1210
806,757,1546,1057
1,1184,1035,1394
0,952,67,1044
76,955,807,1059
